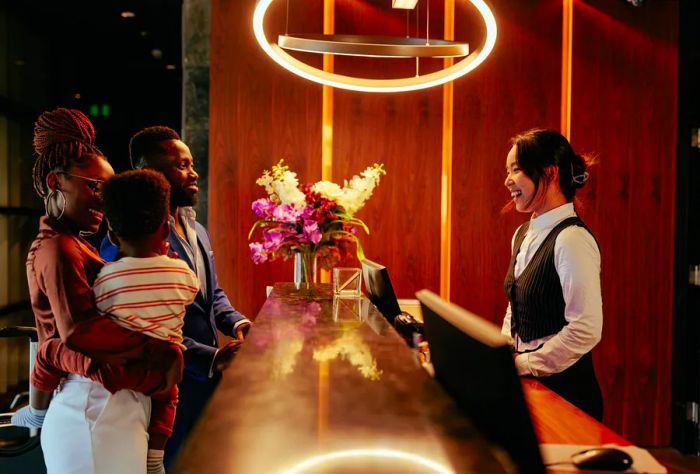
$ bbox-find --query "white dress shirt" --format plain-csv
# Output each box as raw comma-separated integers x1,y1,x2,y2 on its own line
501,202,603,377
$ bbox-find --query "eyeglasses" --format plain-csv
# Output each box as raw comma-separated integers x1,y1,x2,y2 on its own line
58,172,105,195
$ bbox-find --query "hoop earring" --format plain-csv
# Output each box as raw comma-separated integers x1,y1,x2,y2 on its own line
44,189,67,220
106,228,117,246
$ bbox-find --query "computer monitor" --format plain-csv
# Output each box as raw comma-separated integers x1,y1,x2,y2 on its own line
416,289,545,474
361,259,402,324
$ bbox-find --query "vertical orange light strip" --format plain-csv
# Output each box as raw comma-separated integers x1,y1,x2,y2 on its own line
561,0,573,140
322,0,334,182
317,359,329,446
319,0,334,415
321,0,334,283
440,0,455,301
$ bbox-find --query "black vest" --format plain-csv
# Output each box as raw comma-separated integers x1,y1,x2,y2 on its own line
504,216,596,343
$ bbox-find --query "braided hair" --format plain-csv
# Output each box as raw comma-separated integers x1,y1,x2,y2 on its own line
31,108,104,197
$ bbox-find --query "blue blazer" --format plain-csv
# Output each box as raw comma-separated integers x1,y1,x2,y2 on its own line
100,222,248,382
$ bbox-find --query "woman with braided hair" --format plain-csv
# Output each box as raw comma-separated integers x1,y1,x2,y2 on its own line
502,128,604,420
25,108,183,473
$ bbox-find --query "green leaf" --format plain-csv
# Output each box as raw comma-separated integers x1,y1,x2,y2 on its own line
330,212,370,234
330,230,366,261
248,220,268,240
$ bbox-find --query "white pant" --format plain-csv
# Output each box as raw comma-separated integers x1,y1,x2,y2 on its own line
41,374,151,474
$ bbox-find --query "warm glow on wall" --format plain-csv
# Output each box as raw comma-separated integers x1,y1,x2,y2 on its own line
252,0,498,93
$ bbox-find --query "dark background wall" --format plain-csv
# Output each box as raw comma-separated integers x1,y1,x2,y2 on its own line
0,1,184,470
210,0,678,446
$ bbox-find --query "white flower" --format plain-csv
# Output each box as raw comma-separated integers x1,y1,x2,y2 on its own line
361,165,384,182
256,161,305,205
257,161,385,215
311,181,344,201
273,170,306,205
255,172,275,197
329,164,385,215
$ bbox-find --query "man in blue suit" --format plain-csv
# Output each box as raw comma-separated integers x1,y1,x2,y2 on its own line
100,126,250,469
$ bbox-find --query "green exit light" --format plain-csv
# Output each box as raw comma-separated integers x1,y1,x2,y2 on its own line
88,104,112,117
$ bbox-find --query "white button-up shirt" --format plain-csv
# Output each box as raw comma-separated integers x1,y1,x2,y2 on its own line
501,203,603,377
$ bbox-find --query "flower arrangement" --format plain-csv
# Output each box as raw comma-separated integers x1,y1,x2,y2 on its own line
248,160,385,282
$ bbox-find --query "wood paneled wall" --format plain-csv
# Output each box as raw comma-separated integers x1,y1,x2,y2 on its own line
569,0,678,445
210,0,323,314
210,0,677,445
450,0,562,330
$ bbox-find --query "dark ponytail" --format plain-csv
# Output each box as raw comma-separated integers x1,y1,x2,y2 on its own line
511,128,591,202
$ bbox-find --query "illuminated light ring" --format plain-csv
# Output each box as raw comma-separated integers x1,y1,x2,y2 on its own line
253,0,497,93
278,34,469,58
281,448,454,474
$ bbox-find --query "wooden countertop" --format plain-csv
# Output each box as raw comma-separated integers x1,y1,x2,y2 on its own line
523,378,630,446
173,283,509,473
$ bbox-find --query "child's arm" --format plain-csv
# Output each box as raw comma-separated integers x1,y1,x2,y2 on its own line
33,337,183,397
92,343,183,395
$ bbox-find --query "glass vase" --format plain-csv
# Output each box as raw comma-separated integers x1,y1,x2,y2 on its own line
294,250,318,288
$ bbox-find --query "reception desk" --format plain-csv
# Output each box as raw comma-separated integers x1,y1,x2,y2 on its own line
174,283,663,473
173,283,509,473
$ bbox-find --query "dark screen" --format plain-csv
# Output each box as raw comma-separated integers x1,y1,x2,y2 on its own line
418,290,545,474
361,259,403,323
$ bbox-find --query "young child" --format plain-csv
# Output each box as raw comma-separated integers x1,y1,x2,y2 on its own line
13,169,202,473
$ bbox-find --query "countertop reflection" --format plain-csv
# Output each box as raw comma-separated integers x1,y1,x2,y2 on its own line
174,283,507,474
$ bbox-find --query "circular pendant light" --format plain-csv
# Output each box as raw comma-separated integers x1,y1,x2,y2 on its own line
252,0,497,93
278,34,469,58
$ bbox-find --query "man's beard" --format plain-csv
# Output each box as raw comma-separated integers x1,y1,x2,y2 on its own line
171,185,198,207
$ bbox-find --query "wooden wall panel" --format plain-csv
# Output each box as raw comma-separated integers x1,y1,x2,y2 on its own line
332,0,445,299
450,0,562,321
210,0,324,318
570,0,678,446
332,89,444,298
210,0,678,447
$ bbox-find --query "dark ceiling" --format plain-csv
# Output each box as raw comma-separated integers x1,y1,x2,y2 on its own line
5,0,183,171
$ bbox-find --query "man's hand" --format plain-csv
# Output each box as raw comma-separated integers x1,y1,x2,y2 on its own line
212,339,243,373
235,322,252,341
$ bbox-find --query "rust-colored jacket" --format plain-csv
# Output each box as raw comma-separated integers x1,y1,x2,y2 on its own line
26,216,182,436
